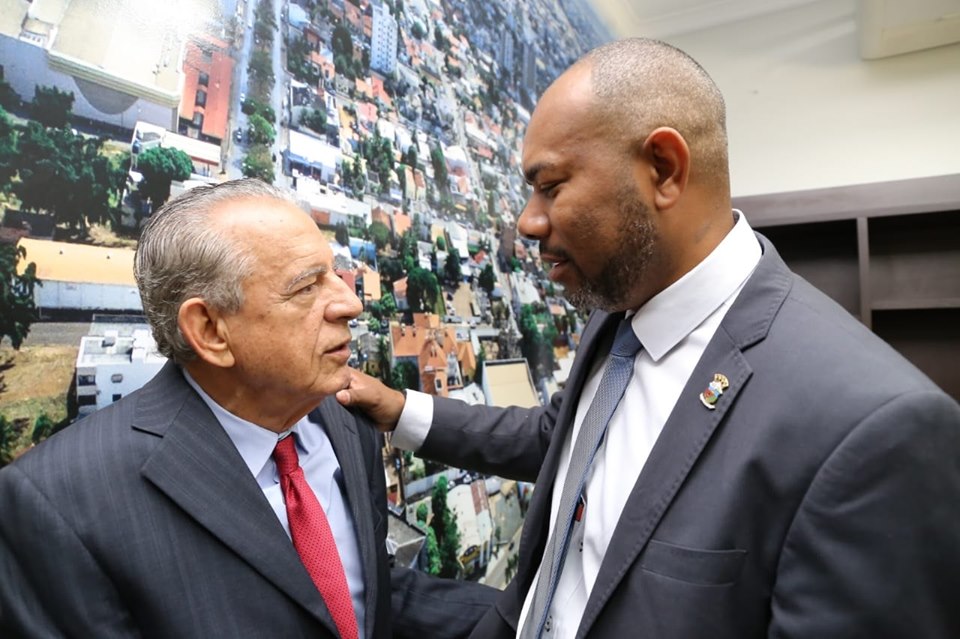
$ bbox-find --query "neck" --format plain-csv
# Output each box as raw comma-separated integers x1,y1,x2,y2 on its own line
184,362,315,432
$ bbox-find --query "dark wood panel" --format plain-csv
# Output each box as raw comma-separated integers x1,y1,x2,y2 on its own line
760,221,860,318
868,210,960,304
737,180,959,402
872,308,960,401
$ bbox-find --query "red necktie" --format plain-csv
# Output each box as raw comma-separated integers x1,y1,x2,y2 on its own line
274,436,359,639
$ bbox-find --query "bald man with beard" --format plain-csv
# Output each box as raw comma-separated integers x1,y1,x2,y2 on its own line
338,38,960,639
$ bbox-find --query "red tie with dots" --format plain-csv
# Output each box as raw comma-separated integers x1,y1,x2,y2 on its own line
273,436,359,639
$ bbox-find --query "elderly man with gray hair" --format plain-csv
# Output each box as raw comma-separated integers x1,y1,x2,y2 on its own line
0,178,496,638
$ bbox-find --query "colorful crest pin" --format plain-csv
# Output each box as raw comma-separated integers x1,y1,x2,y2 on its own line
699,373,729,410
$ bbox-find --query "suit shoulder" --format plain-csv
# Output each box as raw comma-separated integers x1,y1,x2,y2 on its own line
762,274,942,397
3,389,147,487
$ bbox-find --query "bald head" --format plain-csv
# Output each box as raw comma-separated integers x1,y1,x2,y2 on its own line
577,38,730,194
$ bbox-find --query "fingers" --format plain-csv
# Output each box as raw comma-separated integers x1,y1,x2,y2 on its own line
336,369,406,431
335,388,354,407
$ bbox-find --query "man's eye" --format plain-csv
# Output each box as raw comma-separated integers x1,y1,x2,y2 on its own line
298,283,318,295
540,182,558,196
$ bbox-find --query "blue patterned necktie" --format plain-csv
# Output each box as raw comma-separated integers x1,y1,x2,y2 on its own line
521,317,642,639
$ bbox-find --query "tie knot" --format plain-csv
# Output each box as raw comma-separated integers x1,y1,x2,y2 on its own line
273,435,300,476
611,318,642,358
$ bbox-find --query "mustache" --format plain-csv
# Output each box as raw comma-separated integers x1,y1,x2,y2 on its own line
538,243,573,263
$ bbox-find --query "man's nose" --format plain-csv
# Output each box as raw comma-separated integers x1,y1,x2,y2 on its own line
517,198,549,240
330,274,364,320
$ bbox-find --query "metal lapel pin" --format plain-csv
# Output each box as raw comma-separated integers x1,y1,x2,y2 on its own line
699,373,729,410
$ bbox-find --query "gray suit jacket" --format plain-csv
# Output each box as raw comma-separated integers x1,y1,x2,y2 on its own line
0,362,496,638
419,235,960,638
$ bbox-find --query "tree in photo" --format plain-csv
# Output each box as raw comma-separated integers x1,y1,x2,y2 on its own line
362,129,395,193
423,527,441,575
31,413,55,445
430,475,461,578
406,266,439,314
247,113,276,146
32,85,74,129
0,107,17,193
443,247,462,285
430,145,448,192
379,292,397,318
389,359,419,392
0,243,39,350
368,220,390,251
398,229,418,263
341,158,366,197
254,0,277,41
0,415,17,468
331,24,353,59
242,144,275,183
300,107,327,135
15,124,119,232
241,98,276,124
0,79,19,111
248,49,275,85
403,144,418,169
379,256,403,284
475,344,486,387
376,334,392,382
335,222,350,247
137,147,193,208
411,21,426,40
479,263,496,297
518,304,557,381
288,35,321,85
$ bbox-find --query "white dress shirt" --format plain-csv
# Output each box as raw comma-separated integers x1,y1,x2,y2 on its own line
183,372,367,638
392,212,760,638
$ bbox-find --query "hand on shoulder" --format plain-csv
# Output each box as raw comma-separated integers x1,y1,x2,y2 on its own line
336,369,407,433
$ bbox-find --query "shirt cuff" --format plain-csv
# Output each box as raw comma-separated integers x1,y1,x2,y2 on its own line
390,390,433,451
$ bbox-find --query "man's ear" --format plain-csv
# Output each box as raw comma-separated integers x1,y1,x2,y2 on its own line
178,298,235,368
641,127,690,211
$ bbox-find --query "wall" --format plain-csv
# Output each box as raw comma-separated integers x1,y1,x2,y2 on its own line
662,0,960,197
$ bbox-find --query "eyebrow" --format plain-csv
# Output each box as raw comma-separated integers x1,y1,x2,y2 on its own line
523,161,554,186
284,265,329,294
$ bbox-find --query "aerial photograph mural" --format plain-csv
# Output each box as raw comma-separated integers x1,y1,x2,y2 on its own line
0,0,610,585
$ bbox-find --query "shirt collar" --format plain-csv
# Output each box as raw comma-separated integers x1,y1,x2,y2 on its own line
629,210,760,361
180,369,318,477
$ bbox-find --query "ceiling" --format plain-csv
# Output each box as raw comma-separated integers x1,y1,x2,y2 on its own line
590,0,960,59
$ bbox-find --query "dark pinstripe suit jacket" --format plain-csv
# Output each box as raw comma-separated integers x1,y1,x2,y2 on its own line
0,362,495,638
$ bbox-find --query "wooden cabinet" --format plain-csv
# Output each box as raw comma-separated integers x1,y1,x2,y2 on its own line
734,174,960,400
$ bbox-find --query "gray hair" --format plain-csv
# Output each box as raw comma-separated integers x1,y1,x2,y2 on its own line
584,38,730,191
134,178,295,364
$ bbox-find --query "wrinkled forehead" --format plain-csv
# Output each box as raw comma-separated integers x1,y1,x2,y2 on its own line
211,198,310,239
215,198,330,259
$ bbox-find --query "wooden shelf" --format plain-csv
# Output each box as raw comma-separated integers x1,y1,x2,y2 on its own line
735,175,960,400
759,220,860,319
872,298,960,311
872,309,960,399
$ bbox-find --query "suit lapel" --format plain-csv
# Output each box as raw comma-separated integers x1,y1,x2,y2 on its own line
316,399,382,639
134,363,338,634
576,235,792,638
576,329,752,638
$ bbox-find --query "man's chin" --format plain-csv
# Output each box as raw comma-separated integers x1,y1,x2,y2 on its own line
566,282,621,313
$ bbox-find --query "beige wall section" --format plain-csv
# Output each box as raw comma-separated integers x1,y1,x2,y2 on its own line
607,0,960,197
